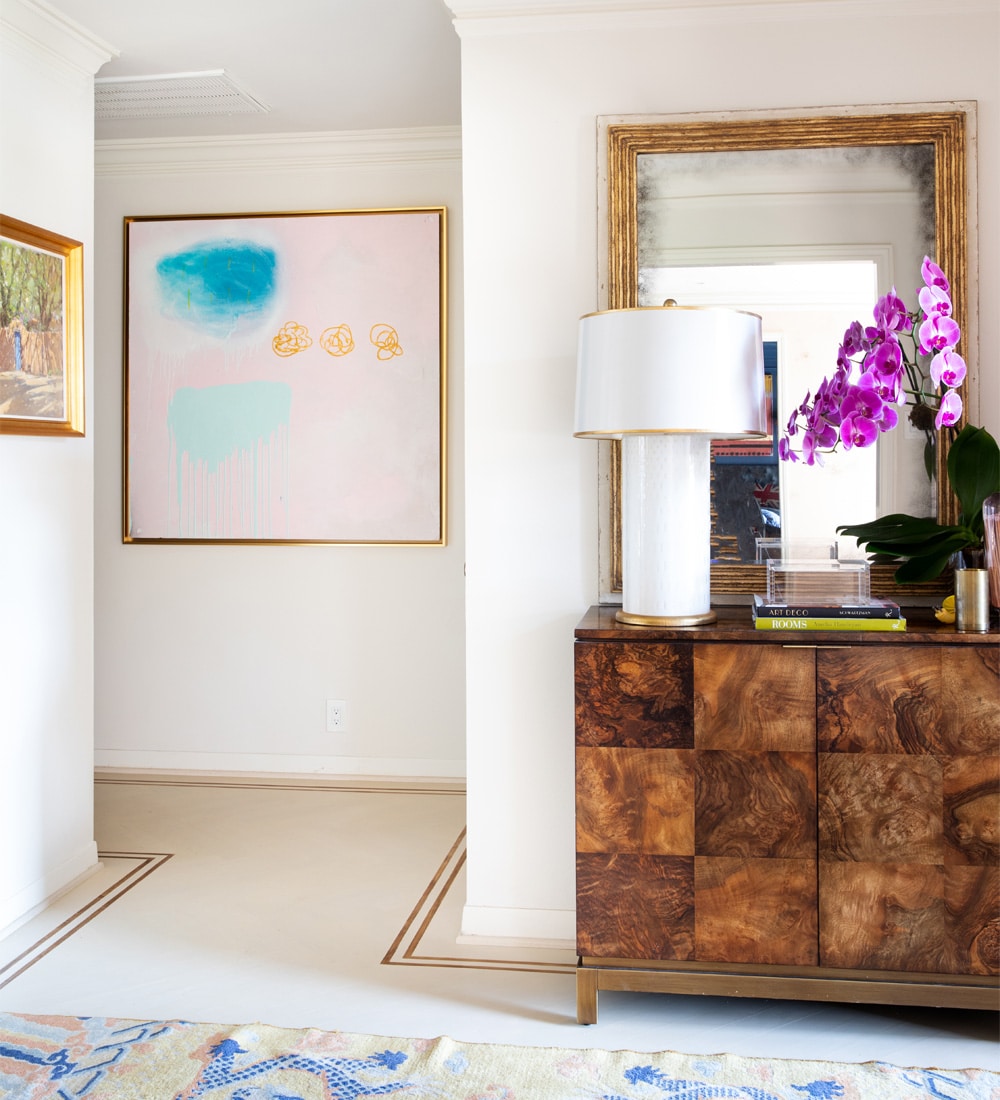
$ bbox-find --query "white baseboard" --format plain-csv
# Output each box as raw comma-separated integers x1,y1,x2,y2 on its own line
0,841,100,942
93,749,465,781
459,903,575,950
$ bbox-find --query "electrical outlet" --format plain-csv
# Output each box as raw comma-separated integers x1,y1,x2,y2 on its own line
326,699,347,732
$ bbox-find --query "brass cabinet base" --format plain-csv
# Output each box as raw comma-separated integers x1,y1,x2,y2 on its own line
576,962,999,1024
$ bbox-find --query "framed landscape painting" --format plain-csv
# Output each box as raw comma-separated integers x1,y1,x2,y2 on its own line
0,214,84,436
124,207,446,544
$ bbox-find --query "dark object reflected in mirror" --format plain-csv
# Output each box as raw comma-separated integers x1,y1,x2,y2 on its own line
712,346,779,564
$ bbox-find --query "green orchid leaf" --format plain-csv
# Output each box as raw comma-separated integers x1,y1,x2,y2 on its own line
893,535,970,582
947,424,1000,526
866,552,906,565
857,528,969,558
837,514,950,545
837,510,978,582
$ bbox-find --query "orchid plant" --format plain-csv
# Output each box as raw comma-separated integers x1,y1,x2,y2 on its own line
779,257,1000,583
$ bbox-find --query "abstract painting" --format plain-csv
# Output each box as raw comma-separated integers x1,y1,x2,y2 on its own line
0,214,84,436
124,207,445,543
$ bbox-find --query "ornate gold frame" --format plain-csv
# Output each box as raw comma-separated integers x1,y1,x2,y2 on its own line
0,214,85,437
605,108,969,600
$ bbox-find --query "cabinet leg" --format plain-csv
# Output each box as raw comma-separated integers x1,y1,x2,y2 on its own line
576,967,598,1024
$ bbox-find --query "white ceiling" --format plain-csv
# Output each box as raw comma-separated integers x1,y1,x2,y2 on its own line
49,0,462,141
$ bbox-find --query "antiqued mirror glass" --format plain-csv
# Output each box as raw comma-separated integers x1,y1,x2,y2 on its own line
601,106,970,600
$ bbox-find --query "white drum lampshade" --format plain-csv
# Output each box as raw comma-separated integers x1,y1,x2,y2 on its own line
575,303,766,626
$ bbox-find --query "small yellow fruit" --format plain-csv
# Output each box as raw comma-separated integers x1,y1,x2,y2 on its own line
934,594,956,623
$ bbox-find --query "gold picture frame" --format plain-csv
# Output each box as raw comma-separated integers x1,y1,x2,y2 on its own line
604,107,969,600
0,214,85,437
123,206,446,545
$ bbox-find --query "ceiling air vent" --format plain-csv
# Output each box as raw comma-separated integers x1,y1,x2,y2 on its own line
95,70,269,120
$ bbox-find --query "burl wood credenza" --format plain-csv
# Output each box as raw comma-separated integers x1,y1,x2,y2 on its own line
574,605,999,1023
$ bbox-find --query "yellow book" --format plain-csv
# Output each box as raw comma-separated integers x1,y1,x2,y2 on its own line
754,616,907,631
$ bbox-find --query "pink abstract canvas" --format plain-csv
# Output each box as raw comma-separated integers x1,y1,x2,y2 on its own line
125,208,444,543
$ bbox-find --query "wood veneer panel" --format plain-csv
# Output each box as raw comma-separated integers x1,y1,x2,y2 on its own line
694,856,818,965
945,866,1000,975
575,641,693,748
944,756,1000,866
695,751,816,859
817,646,999,755
574,616,1000,1005
576,853,693,960
576,747,694,855
694,644,814,750
821,864,999,975
820,862,946,972
819,754,943,864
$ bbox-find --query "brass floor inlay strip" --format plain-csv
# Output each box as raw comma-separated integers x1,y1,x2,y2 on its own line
0,852,173,990
7,785,568,990
383,829,576,976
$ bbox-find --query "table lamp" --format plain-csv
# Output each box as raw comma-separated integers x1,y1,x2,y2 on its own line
575,302,766,626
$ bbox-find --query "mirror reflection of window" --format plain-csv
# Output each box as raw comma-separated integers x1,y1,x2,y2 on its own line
636,143,937,564
641,261,900,562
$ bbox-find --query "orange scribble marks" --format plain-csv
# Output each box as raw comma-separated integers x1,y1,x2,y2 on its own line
272,321,312,357
320,324,355,357
370,323,403,361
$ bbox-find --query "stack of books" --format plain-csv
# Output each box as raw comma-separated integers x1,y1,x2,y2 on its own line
752,594,906,631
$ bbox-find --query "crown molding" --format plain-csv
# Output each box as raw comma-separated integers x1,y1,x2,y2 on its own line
95,126,463,177
443,0,997,34
0,0,116,77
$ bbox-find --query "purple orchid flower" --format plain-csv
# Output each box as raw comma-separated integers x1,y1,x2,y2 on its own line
778,259,965,465
918,313,961,354
841,320,867,356
918,283,952,317
935,388,963,429
861,367,903,405
877,404,899,432
930,348,967,389
839,382,884,424
806,411,839,447
778,436,797,462
866,334,903,376
874,289,912,333
921,255,949,292
801,431,825,466
839,413,879,450
827,367,851,400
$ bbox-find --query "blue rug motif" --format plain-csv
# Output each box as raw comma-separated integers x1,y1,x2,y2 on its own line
0,1011,996,1099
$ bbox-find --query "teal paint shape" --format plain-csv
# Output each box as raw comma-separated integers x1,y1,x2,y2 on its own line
156,239,277,335
168,381,292,536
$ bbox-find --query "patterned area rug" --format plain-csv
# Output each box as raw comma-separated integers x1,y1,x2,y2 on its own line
0,1011,996,1099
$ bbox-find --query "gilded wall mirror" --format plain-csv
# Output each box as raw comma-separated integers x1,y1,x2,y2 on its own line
600,105,972,601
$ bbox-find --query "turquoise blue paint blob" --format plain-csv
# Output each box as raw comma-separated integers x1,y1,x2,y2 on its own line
156,239,277,336
168,381,292,537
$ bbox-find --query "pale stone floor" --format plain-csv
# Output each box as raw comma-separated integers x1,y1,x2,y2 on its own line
1,775,996,1072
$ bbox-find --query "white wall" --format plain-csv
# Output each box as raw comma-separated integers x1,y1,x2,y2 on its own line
93,131,466,779
452,0,1000,943
0,0,112,936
